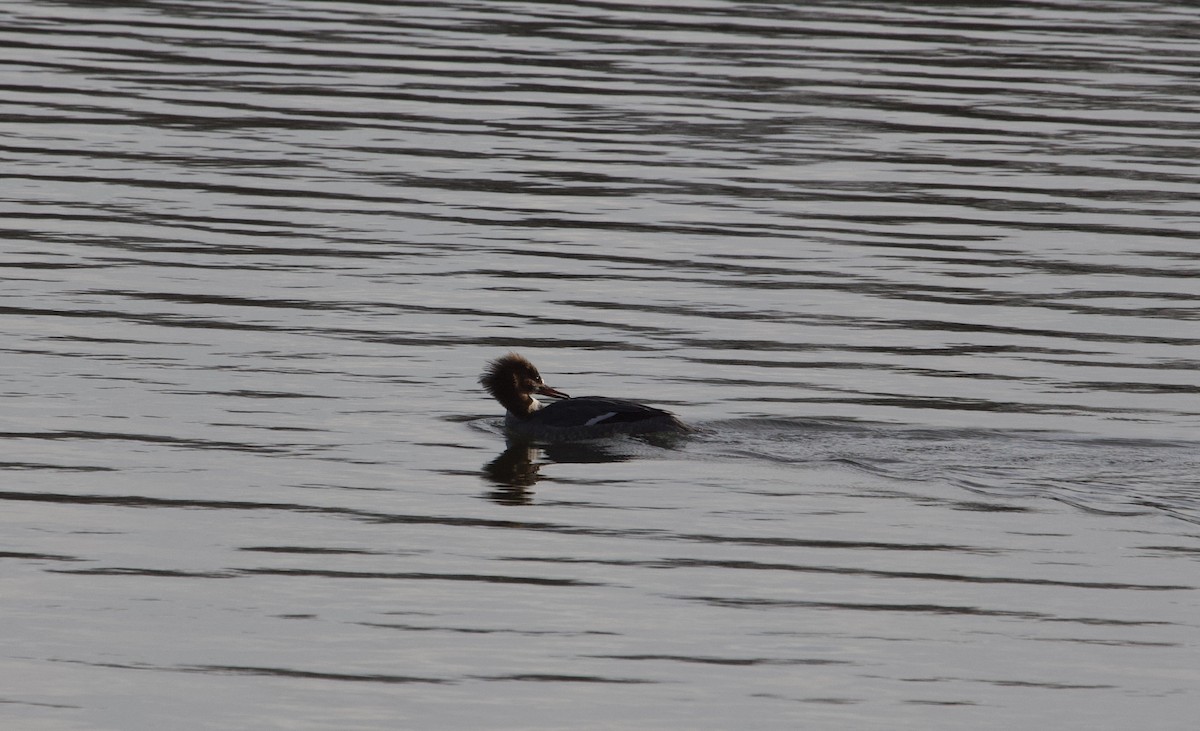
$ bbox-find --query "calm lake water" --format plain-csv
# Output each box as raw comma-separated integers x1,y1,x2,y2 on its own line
3,1,1199,729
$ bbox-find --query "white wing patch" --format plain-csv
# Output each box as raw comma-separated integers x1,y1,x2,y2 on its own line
584,411,618,426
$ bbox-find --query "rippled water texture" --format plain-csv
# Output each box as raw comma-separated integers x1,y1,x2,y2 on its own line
3,1,1199,729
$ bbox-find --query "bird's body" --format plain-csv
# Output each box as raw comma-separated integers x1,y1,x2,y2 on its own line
479,353,688,440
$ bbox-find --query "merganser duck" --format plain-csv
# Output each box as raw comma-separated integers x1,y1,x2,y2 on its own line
480,353,688,440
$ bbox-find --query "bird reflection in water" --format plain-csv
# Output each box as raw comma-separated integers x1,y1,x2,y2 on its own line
481,438,642,505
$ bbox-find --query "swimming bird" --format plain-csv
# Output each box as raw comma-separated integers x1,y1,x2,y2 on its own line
479,353,688,440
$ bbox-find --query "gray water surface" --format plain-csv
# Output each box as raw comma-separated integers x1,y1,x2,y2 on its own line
2,1,1199,729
